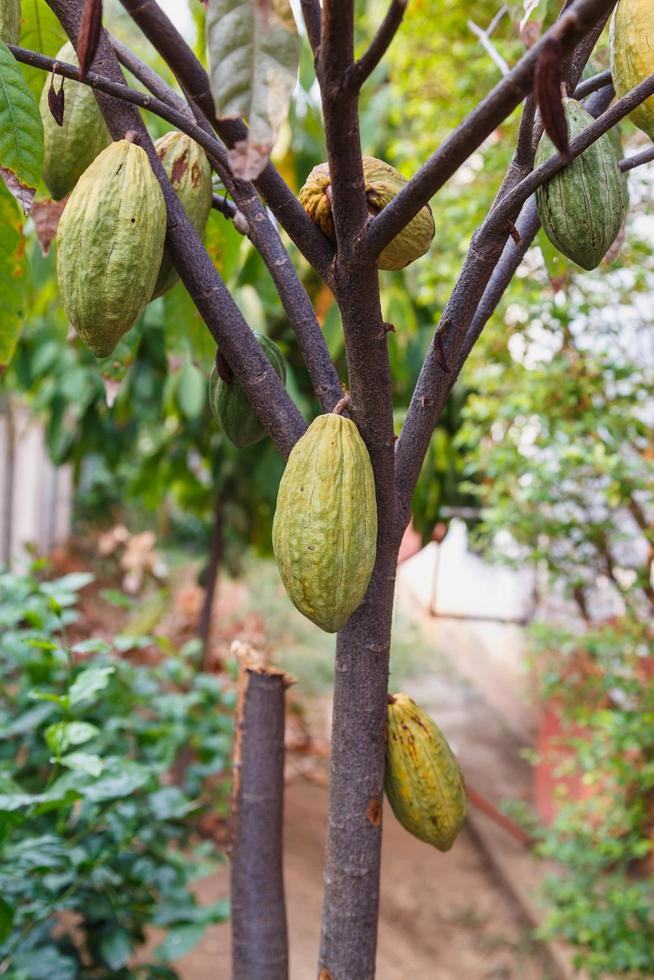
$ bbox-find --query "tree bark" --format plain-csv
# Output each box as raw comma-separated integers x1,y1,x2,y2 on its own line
231,650,291,980
198,492,223,669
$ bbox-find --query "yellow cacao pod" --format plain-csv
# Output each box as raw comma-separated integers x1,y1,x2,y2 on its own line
299,156,435,271
152,131,213,298
57,139,167,358
611,0,654,139
0,0,20,44
385,693,467,851
39,42,111,201
272,413,377,633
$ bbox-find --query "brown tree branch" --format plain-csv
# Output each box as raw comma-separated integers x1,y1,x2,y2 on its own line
362,0,618,264
231,648,292,980
345,0,408,92
40,5,306,459
110,33,192,117
11,45,343,414
117,0,336,283
573,66,612,98
300,0,322,55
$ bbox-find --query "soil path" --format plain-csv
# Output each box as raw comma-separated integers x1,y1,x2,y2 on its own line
177,779,553,979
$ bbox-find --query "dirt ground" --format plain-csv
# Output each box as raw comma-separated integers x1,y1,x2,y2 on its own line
176,779,553,980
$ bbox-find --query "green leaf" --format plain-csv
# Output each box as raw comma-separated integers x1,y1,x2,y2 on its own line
206,0,299,179
68,665,115,707
0,895,15,943
0,178,27,369
176,359,207,420
154,922,205,962
58,751,104,777
19,0,68,102
45,720,99,755
80,758,151,802
0,40,44,212
99,926,133,971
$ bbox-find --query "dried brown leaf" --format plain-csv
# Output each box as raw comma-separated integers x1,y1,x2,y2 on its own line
77,0,103,80
31,197,68,256
47,71,65,127
535,37,569,158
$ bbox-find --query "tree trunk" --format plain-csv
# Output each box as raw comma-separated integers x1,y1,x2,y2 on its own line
198,492,223,669
318,534,400,980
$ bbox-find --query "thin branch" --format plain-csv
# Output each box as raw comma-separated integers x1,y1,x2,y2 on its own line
211,192,238,221
110,33,191,117
620,143,654,172
11,45,343,414
40,5,306,459
362,0,618,264
490,69,654,230
573,67,612,98
345,0,408,91
117,0,335,283
300,0,322,55
468,17,510,76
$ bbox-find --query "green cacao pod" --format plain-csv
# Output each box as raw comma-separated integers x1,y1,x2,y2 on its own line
535,98,626,271
209,332,286,447
611,0,654,139
299,156,435,271
0,0,21,44
39,42,111,201
57,139,167,358
152,131,213,298
272,413,377,632
385,693,467,851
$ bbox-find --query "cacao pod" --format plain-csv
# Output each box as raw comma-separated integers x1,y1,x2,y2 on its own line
272,413,377,632
39,42,111,201
0,0,20,44
209,332,286,447
611,0,654,139
385,693,467,851
535,98,626,271
57,139,167,358
299,156,435,271
152,131,213,298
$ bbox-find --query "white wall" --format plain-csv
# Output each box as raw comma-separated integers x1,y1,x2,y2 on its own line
0,402,72,568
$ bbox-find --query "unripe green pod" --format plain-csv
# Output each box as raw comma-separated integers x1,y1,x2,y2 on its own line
57,139,167,357
39,42,111,200
299,156,434,271
535,99,626,271
209,332,286,447
385,693,467,851
152,131,213,298
272,413,377,632
0,0,21,44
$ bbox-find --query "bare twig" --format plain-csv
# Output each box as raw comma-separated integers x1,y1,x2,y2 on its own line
110,33,192,117
620,143,654,172
468,17,510,76
362,0,618,264
346,0,408,91
573,67,612,98
211,192,238,221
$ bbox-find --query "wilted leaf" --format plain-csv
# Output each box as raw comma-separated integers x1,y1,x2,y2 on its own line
20,0,68,101
47,72,65,125
31,196,67,255
0,41,44,213
77,0,103,80
206,0,300,179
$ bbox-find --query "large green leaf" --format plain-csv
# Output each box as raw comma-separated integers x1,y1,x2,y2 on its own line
0,179,27,369
0,40,44,212
206,0,299,179
19,0,68,101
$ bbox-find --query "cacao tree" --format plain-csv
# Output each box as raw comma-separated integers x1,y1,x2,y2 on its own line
2,0,654,977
